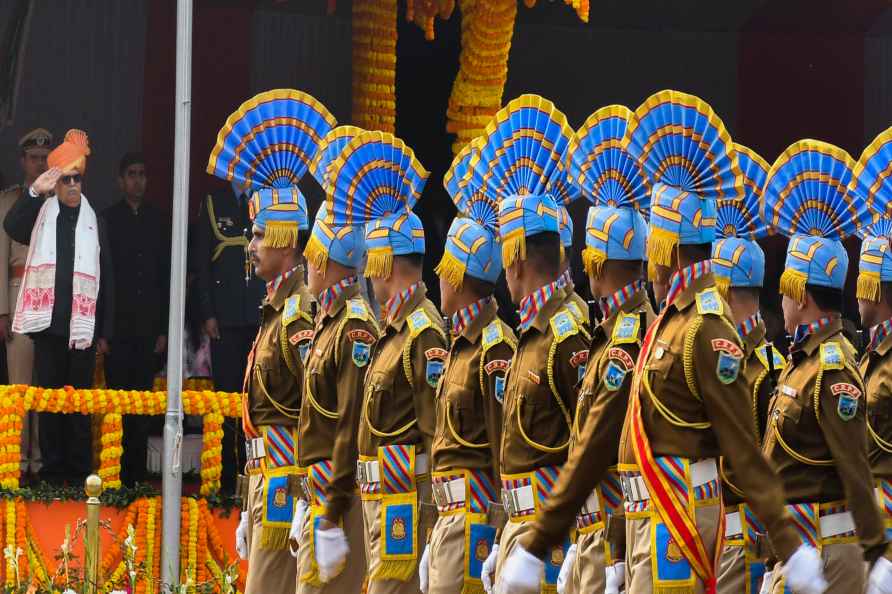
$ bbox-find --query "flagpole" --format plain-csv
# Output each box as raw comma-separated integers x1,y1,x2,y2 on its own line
162,0,192,588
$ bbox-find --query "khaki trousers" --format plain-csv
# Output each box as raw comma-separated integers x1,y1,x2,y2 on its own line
568,528,608,594
716,544,746,594
766,542,865,594
625,502,721,594
428,513,465,594
245,472,298,594
8,281,37,473
296,496,367,594
494,520,570,594
362,480,434,594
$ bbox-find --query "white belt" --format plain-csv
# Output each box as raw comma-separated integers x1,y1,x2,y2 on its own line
580,489,601,516
356,453,429,486
622,458,718,503
246,437,266,461
819,511,856,538
432,477,466,508
725,511,742,537
502,484,536,517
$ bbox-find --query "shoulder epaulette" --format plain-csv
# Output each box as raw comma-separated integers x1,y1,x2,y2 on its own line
282,295,302,327
482,320,505,352
611,313,640,345
345,297,370,321
549,309,579,344
407,308,433,338
566,301,587,325
820,341,845,370
695,288,723,316
755,344,786,371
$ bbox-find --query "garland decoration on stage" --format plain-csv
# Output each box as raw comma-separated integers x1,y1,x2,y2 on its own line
352,0,398,133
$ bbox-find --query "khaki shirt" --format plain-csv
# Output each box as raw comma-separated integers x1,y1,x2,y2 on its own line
860,331,892,481
618,271,800,561
298,281,379,522
764,319,885,557
561,283,592,335
432,298,516,483
358,283,448,458
244,269,314,429
720,319,784,507
500,286,590,476
0,186,30,315
527,287,653,556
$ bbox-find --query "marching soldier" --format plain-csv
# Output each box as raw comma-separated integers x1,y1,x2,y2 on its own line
612,91,824,594
710,145,783,594
555,191,590,333
324,129,446,594
758,138,885,593
461,95,588,594
293,124,374,593
515,105,652,594
418,143,516,594
0,128,52,475
206,89,336,594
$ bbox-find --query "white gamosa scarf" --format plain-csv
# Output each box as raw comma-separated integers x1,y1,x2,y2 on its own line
13,194,100,349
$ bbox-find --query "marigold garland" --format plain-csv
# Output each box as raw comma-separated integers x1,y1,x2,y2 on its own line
406,0,455,40
0,387,241,492
5,498,14,586
352,0,397,132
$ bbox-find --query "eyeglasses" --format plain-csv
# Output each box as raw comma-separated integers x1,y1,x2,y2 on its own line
60,174,82,185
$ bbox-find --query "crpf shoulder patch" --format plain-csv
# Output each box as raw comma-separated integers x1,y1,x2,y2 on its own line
695,288,723,316
282,295,302,327
484,359,510,376
607,347,635,371
549,310,579,344
346,298,370,321
755,344,786,371
482,320,505,352
602,360,629,392
712,338,742,385
407,309,433,337
612,313,640,345
348,328,376,368
570,350,589,382
290,328,314,365
831,382,862,421
424,347,447,388
485,359,510,405
820,342,845,370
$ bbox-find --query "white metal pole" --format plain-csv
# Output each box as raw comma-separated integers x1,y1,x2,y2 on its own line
162,0,192,588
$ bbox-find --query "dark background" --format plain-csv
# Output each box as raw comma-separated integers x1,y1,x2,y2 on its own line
2,0,891,332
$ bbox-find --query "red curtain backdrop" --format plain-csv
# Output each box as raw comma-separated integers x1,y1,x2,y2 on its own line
142,0,256,217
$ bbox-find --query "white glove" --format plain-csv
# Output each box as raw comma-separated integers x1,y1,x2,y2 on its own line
781,544,827,594
482,543,500,594
557,544,576,594
419,543,431,593
235,511,249,561
315,525,349,583
288,499,309,558
495,544,544,594
758,570,773,594
867,557,892,594
605,561,625,594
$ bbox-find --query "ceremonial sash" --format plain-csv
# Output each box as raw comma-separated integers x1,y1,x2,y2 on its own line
374,444,419,582
629,313,725,594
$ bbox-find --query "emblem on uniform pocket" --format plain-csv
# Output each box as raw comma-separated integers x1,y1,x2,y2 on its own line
603,361,628,391
831,382,861,421
716,352,741,384
352,341,371,367
426,360,445,388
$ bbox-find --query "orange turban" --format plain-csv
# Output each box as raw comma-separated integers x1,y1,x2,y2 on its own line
48,129,91,174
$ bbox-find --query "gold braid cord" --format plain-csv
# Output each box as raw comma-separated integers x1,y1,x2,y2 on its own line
352,0,397,133
682,316,704,401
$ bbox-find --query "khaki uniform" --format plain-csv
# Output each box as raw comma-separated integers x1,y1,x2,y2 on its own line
428,298,515,594
242,270,315,594
295,281,378,593
861,328,892,542
494,287,590,593
357,283,447,594
716,319,784,594
762,318,884,594
617,272,800,594
525,287,652,594
0,186,37,472
560,283,592,336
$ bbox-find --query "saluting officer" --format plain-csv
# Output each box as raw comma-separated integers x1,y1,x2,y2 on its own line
323,129,446,594
417,142,516,594
465,95,588,594
758,139,886,594
518,105,652,594
614,91,824,594
205,89,336,594
710,145,783,594
0,128,52,475
293,125,376,594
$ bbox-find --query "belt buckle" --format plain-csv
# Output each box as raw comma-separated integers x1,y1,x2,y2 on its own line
501,489,513,516
356,461,366,485
432,480,445,507
620,474,632,501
